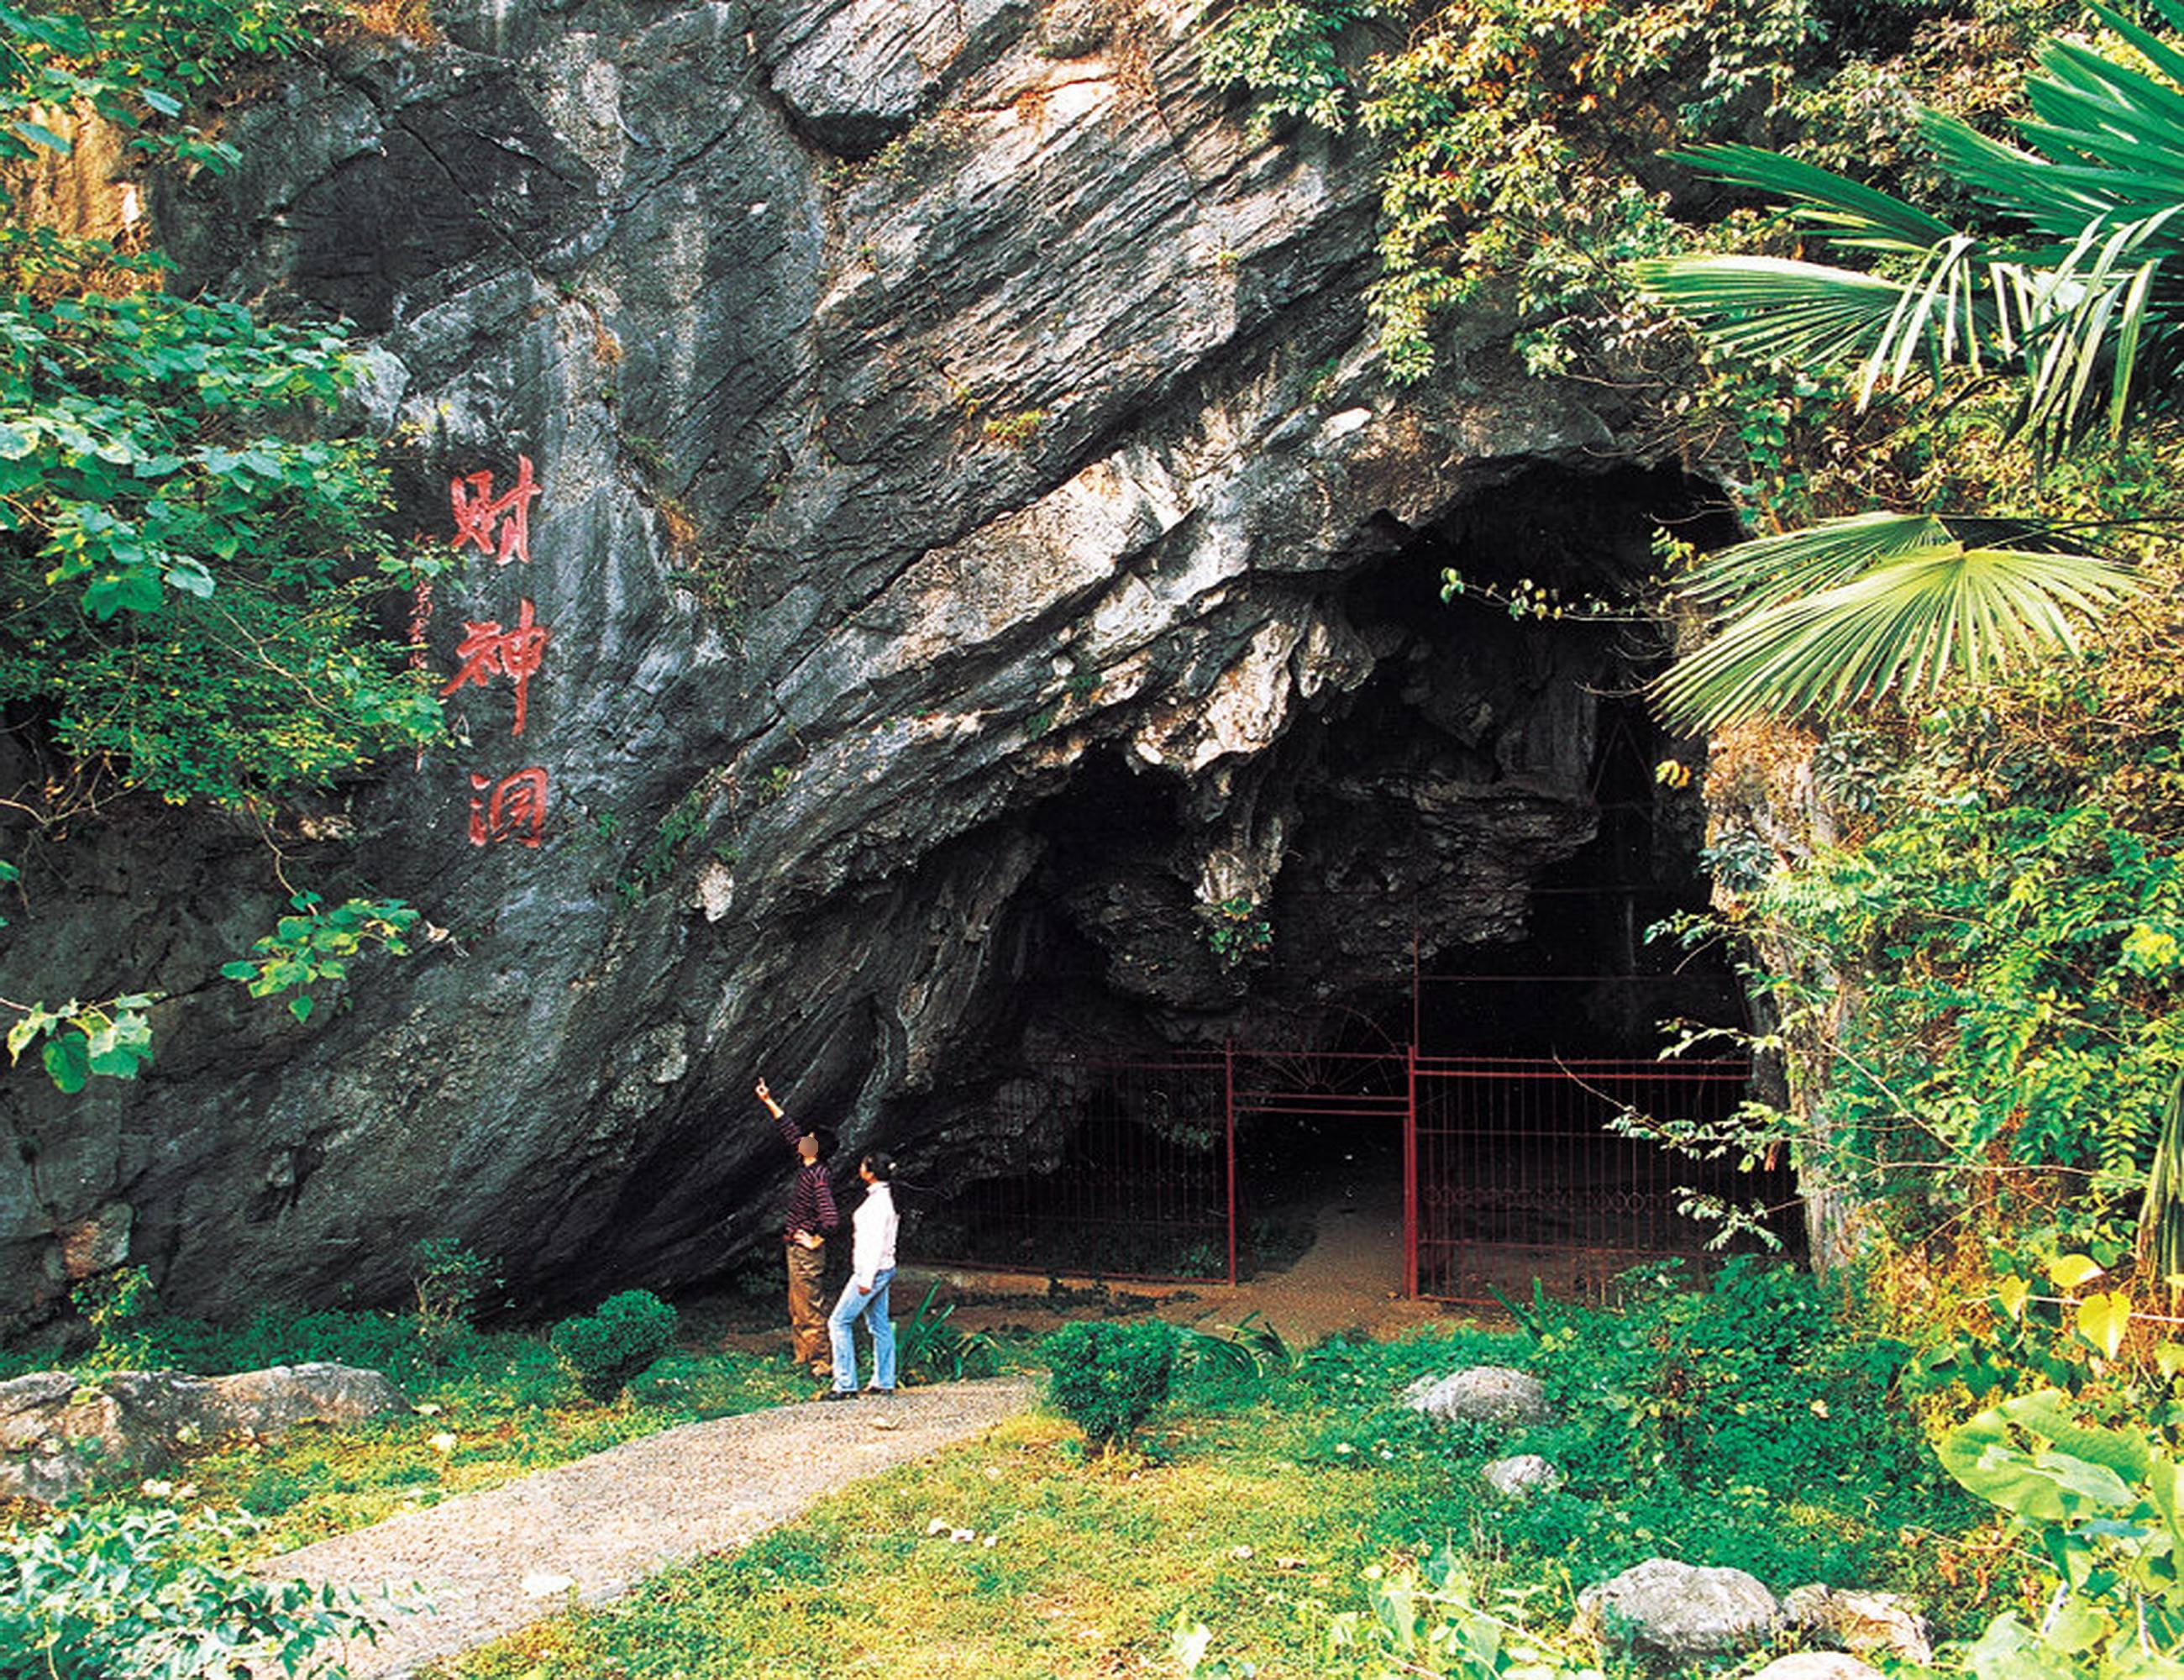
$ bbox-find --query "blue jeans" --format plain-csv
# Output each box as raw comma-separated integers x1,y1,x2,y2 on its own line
827,1268,895,1392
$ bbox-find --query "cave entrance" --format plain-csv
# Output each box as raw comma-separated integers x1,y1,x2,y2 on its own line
916,1037,1789,1299
914,461,1800,1299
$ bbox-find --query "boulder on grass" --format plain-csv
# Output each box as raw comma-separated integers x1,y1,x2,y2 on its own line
1782,1583,1933,1665
1576,1557,1781,1661
1403,1365,1551,1425
0,1362,409,1504
1481,1453,1564,1497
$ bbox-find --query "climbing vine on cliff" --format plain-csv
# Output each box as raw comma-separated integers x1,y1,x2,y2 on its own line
1206,0,1822,381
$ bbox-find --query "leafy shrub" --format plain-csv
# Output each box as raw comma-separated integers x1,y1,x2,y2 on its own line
0,1502,389,1678
1042,1319,1177,1452
411,1236,499,1357
549,1290,677,1401
1938,1383,2184,1672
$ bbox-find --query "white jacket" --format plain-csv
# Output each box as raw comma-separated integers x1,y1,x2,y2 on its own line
851,1181,898,1291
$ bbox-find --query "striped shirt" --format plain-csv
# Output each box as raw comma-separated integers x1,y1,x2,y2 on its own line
772,1108,838,1242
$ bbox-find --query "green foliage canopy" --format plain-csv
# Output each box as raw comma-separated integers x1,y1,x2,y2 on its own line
0,283,444,811
1205,0,1822,380
0,0,446,1091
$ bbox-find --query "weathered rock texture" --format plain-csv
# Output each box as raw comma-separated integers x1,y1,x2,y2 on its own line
0,1363,409,1503
1405,1365,1554,1425
1782,1583,1934,1666
0,0,1713,1327
1577,1558,1782,1661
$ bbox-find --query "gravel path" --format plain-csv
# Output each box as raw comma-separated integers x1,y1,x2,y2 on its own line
266,1375,1037,1679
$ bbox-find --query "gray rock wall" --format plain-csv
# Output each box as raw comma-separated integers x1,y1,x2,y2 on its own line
0,0,1696,1329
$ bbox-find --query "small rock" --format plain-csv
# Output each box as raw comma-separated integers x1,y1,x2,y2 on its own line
1403,1365,1551,1425
1577,1557,1781,1660
1480,1453,1563,1497
521,1572,575,1599
1782,1583,1933,1664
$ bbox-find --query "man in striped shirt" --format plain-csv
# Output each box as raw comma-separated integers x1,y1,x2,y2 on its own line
754,1078,839,1378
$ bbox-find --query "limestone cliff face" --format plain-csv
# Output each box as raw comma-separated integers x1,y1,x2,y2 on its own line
0,0,1692,1327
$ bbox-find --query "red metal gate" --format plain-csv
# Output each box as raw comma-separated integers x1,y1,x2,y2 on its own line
922,1046,1783,1296
923,1053,1233,1282
1406,1054,1777,1301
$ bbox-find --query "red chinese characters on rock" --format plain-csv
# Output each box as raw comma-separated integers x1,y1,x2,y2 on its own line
449,454,542,566
469,767,550,849
443,454,554,850
440,598,552,736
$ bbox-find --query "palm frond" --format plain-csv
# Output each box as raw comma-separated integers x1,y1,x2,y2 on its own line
1652,537,2138,732
1919,113,2131,234
1670,143,1959,253
1672,512,1956,610
1630,254,1972,371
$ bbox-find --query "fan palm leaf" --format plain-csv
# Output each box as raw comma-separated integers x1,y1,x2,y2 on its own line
1651,522,2137,732
1672,512,1956,610
1641,8,2184,450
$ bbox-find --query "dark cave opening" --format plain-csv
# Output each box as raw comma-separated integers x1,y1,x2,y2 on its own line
912,461,1796,1289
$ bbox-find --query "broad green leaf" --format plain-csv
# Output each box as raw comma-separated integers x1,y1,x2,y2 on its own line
9,119,71,155
83,1013,152,1079
41,1033,88,1094
1966,1611,2090,1680
2005,1390,2154,1484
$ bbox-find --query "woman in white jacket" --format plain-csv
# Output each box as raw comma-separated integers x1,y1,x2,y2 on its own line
822,1152,899,1399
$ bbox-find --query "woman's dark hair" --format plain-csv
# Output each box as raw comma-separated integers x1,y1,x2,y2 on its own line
862,1151,896,1182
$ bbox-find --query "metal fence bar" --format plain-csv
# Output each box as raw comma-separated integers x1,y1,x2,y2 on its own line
1409,1055,1792,1302
1224,1042,1238,1287
1404,1043,1420,1299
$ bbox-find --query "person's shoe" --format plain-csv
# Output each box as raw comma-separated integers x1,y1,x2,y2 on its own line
864,1386,895,1396
818,1388,858,1402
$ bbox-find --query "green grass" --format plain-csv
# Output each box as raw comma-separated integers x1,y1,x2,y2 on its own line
0,1309,813,1556
419,1286,1985,1677
7,1266,1995,1677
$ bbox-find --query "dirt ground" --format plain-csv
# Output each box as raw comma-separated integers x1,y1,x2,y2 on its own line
685,1145,1478,1362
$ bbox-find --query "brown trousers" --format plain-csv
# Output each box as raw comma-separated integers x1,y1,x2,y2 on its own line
785,1239,827,1367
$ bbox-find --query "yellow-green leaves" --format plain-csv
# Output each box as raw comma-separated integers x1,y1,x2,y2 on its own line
219,894,421,1025
2050,1253,2108,1291
2077,1291,2135,1361
3,994,159,1091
